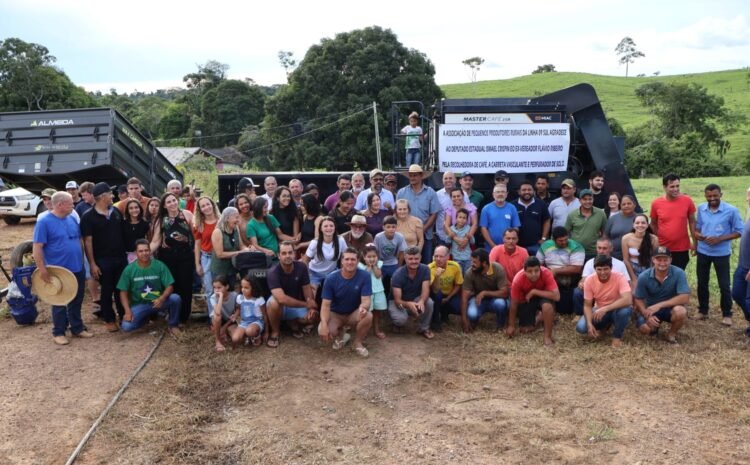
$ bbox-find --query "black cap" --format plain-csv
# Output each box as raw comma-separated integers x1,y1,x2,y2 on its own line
494,170,509,179
117,185,128,194
92,182,112,197
653,246,671,258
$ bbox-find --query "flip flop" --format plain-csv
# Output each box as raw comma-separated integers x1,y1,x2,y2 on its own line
251,335,262,346
418,329,434,340
266,336,279,348
354,346,369,357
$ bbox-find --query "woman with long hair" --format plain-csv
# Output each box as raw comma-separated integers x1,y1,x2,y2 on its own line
210,207,249,289
607,192,622,217
144,197,161,242
193,196,220,299
443,187,478,244
331,190,356,235
394,199,424,250
604,194,637,260
297,193,325,254
271,186,301,241
235,193,254,247
150,192,196,324
362,192,389,236
246,197,294,257
301,216,347,293
622,213,660,283
122,199,150,264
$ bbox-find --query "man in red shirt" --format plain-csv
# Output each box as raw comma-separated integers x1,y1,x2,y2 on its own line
650,173,696,270
489,228,529,281
506,256,560,346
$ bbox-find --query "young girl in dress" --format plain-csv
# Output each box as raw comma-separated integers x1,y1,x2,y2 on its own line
230,275,267,348
359,244,387,339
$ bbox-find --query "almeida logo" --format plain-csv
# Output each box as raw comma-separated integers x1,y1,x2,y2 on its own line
30,119,75,127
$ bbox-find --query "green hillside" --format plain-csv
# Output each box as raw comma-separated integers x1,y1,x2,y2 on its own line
441,69,750,165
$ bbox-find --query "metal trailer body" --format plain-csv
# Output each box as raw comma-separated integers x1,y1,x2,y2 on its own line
0,108,181,196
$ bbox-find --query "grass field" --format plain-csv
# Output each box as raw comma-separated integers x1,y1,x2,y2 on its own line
441,69,750,167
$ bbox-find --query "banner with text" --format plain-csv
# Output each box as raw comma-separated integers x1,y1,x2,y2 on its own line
438,123,570,173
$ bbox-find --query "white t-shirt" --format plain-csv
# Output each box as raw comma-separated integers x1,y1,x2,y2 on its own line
581,256,630,281
305,237,347,274
401,125,423,149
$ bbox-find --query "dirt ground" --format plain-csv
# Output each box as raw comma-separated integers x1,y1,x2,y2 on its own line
2,219,750,465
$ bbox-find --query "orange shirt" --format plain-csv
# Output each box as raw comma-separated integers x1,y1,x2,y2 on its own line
583,271,630,307
649,195,696,252
489,245,529,281
193,221,217,253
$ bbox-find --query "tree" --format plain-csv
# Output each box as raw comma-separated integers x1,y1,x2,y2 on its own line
259,26,443,170
532,64,556,74
462,56,484,83
201,80,266,147
615,37,645,78
0,38,94,111
278,50,296,79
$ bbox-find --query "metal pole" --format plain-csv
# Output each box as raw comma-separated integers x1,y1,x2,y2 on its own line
373,101,382,171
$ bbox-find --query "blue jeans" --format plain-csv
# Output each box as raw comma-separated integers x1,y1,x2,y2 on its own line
524,243,540,257
52,269,86,337
121,294,182,332
697,253,731,317
405,148,421,166
467,297,508,328
732,266,750,323
200,251,213,301
431,292,460,328
576,306,633,339
421,238,434,265
573,287,584,316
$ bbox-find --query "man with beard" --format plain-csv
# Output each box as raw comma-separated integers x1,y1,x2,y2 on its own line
535,174,555,206
573,238,630,315
341,215,373,250
649,173,696,270
324,174,352,213
355,168,395,211
461,248,509,333
389,246,435,338
513,179,550,256
289,178,304,207
588,170,609,212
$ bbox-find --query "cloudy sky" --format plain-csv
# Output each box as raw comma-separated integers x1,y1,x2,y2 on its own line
2,0,748,93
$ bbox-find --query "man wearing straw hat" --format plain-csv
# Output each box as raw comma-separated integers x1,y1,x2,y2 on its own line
32,191,93,345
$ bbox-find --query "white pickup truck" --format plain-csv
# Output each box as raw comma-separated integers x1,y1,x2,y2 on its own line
0,186,45,225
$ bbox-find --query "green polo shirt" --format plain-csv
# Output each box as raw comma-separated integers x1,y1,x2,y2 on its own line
467,190,485,210
564,207,607,256
462,262,507,295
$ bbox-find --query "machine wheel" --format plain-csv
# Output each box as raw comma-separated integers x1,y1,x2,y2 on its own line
9,240,33,268
3,215,21,225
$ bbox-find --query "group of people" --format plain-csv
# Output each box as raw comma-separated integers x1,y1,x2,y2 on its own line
30,167,750,354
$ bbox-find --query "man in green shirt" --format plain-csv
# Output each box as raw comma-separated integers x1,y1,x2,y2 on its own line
565,189,607,260
117,239,181,335
460,171,485,210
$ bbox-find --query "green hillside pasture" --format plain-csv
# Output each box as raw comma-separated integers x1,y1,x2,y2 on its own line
442,69,750,166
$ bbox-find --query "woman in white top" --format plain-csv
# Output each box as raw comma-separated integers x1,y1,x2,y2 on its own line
302,216,347,292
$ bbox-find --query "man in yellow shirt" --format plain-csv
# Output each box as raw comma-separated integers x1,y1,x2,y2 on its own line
428,245,463,331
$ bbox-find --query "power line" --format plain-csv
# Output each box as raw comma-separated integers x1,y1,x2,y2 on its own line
151,105,372,145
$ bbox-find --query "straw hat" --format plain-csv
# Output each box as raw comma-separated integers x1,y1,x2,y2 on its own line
32,266,78,306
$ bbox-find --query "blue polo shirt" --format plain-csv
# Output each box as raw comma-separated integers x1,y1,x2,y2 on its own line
321,269,372,315
634,265,690,307
390,263,431,301
480,201,521,247
513,197,550,248
396,184,441,240
695,201,743,256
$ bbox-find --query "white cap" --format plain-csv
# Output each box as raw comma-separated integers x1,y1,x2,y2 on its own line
65,181,78,189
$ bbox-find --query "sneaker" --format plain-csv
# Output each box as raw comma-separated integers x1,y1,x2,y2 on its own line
332,332,351,350
53,335,70,345
722,317,733,327
73,330,94,338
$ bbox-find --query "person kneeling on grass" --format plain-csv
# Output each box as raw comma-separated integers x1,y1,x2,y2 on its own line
505,256,560,346
117,239,181,336
633,246,689,344
575,255,633,348
460,248,509,333
319,247,373,357
388,246,435,339
210,275,239,352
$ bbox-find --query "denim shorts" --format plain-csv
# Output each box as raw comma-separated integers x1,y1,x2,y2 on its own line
309,269,329,287
267,296,309,320
371,290,387,311
239,316,264,331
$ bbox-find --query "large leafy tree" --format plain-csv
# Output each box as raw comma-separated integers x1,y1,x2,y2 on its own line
0,37,94,111
257,26,443,170
201,79,266,147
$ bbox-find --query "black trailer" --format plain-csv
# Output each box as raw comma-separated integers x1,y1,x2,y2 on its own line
0,108,181,196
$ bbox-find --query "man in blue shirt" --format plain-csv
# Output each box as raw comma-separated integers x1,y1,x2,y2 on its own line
319,247,372,357
694,183,743,326
32,192,93,345
634,247,690,343
480,184,521,250
396,164,441,264
389,246,435,338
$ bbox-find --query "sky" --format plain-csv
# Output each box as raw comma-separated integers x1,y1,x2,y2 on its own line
1,0,749,94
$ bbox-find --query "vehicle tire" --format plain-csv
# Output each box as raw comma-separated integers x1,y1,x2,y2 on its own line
3,215,21,225
9,240,33,268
